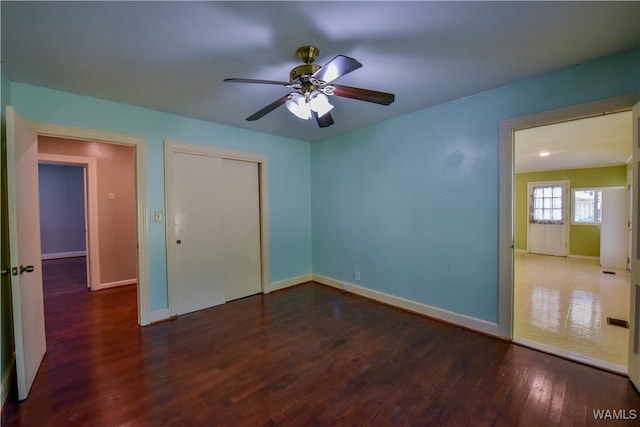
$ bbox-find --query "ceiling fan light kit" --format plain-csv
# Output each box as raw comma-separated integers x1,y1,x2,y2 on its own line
224,45,395,128
286,91,334,120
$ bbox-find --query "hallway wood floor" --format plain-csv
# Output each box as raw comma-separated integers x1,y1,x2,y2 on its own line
2,258,640,426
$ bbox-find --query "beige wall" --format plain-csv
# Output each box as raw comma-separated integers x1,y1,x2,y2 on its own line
38,136,137,285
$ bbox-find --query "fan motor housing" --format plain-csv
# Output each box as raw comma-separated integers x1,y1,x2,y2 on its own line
290,64,321,82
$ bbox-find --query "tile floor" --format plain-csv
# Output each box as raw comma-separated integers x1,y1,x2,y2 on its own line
514,252,630,372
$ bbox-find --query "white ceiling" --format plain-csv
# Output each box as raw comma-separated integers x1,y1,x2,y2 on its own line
1,1,639,143
515,111,633,173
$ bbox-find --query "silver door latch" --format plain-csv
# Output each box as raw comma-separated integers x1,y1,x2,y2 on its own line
1,267,19,276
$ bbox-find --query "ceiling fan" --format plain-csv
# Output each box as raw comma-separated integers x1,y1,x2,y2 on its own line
224,46,395,128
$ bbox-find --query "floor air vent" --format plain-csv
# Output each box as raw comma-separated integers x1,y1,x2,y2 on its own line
602,270,616,275
606,317,629,328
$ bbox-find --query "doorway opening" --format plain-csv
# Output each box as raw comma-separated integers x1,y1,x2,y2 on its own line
37,155,97,291
37,136,137,291
36,138,139,351
498,95,639,373
30,120,150,325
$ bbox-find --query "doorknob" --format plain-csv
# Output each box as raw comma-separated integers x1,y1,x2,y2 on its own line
176,240,182,244
0,268,9,275
19,265,35,274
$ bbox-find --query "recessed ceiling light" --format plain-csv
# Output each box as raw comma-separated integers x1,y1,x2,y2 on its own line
539,151,550,157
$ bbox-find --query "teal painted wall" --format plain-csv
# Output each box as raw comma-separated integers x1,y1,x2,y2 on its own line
311,49,640,323
9,84,312,312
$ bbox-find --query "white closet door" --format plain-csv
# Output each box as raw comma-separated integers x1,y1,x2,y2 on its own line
172,153,226,315
168,148,262,315
223,159,261,301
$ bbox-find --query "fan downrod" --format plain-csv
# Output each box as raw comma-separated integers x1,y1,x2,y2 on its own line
296,45,319,64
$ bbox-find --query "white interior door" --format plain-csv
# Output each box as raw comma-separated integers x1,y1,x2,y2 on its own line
528,181,568,256
629,101,640,392
223,159,261,301
171,152,226,315
6,106,46,400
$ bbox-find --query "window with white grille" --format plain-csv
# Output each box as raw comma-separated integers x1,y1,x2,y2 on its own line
530,185,564,224
572,188,602,225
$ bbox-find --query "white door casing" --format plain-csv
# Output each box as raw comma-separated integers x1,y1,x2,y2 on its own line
165,141,269,316
6,106,47,400
629,101,640,392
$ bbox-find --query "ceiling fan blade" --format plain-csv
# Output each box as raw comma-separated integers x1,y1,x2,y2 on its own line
313,55,362,83
246,94,290,121
313,111,334,128
331,84,395,105
224,78,291,86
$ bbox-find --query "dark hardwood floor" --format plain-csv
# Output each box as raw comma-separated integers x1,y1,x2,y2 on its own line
2,257,640,426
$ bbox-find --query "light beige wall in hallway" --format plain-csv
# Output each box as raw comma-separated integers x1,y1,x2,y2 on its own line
38,136,137,285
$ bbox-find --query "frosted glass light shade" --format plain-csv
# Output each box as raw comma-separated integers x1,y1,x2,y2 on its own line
285,93,311,120
309,92,334,117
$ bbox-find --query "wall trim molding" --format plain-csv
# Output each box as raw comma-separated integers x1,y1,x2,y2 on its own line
1,355,15,412
567,254,601,262
41,251,86,260
312,274,500,337
269,274,313,293
96,278,137,291
516,250,600,262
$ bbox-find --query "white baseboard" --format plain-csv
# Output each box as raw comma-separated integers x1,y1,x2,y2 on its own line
41,251,86,260
514,337,626,374
145,275,313,326
518,251,601,262
568,254,600,262
312,274,499,337
96,278,137,291
268,274,313,293
1,355,15,411
148,308,171,324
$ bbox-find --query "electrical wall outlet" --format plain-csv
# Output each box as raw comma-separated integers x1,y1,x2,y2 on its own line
355,271,361,281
